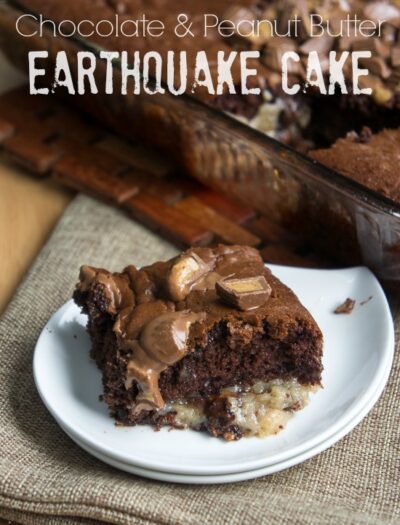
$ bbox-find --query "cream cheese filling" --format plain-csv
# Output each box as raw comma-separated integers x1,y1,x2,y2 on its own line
168,378,319,438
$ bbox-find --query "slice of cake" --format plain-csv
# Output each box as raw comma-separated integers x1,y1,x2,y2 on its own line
310,127,400,204
74,245,323,440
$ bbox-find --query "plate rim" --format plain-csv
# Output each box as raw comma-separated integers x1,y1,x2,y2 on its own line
58,358,392,484
33,265,395,475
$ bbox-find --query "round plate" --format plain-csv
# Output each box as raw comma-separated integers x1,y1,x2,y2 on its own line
58,361,391,484
33,266,394,476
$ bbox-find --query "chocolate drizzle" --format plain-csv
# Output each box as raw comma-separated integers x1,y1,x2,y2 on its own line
77,262,210,413
125,311,206,412
75,245,281,416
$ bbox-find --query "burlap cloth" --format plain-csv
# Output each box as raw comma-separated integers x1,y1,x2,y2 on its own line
0,195,399,525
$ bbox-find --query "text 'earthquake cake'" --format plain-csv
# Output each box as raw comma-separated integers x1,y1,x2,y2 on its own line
5,0,400,202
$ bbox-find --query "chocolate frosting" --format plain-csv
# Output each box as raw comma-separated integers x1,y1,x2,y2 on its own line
79,265,134,313
76,245,318,413
125,311,206,411
310,127,400,203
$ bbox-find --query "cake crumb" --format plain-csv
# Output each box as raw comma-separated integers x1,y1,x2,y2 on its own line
334,298,355,314
360,296,373,306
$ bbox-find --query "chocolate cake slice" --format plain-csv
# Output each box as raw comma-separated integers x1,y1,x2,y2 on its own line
74,245,323,440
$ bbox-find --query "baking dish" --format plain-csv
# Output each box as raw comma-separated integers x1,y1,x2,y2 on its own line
1,0,399,285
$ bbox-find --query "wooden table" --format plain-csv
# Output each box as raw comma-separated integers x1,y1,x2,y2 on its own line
0,156,73,314
0,158,72,524
0,157,71,524
0,50,73,317
0,48,68,525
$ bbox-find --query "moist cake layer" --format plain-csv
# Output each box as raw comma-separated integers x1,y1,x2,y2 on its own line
310,127,400,203
74,245,323,440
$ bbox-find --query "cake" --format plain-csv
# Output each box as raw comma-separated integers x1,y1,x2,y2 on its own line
74,245,323,440
211,0,400,151
8,0,400,197
310,127,400,203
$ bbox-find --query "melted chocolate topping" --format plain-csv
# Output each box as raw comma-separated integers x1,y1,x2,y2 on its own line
76,245,316,415
124,311,206,411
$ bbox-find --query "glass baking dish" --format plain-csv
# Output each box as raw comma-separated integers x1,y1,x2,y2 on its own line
1,0,400,285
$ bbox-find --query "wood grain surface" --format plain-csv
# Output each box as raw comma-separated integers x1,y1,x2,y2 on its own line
0,157,71,525
0,155,73,315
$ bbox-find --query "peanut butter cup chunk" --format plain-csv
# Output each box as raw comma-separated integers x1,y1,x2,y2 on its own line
74,245,323,440
216,276,272,311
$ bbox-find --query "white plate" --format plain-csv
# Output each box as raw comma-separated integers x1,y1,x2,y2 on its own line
58,361,391,484
33,266,394,476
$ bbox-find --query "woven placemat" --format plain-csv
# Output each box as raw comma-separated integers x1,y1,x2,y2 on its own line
0,195,399,525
